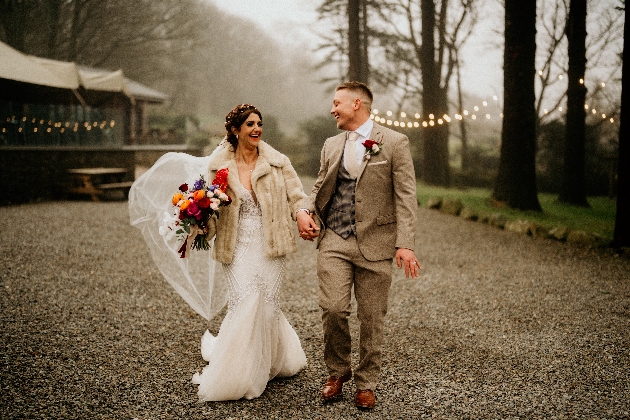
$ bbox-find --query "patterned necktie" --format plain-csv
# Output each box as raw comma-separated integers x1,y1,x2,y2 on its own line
345,131,360,178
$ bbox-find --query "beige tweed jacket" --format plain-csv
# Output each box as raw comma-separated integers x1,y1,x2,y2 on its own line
206,140,307,263
306,122,418,261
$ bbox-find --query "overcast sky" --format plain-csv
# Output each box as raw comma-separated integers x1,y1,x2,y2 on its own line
211,0,504,103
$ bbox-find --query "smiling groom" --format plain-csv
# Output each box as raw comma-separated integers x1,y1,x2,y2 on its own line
296,81,421,409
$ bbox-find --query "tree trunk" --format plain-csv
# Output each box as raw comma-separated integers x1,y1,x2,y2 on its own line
559,0,589,206
360,0,369,83
493,0,541,211
612,4,629,248
421,0,450,186
456,51,469,171
347,0,364,82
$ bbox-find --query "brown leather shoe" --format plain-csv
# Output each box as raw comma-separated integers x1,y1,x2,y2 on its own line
355,389,376,409
321,372,352,400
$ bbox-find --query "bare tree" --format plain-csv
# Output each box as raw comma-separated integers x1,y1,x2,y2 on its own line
316,0,373,85
363,0,480,185
0,0,200,80
493,0,542,211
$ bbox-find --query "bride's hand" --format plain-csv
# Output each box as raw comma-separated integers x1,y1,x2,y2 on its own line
297,212,319,241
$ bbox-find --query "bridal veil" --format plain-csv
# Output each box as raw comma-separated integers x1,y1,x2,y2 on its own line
128,144,227,320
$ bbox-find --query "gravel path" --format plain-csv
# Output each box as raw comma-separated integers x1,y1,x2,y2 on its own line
1,185,629,419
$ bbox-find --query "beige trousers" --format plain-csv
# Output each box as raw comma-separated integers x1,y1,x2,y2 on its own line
317,229,392,390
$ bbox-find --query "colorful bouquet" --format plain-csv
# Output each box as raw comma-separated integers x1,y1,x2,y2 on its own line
167,168,231,258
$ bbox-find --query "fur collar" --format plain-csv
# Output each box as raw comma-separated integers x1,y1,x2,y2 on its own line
208,140,285,171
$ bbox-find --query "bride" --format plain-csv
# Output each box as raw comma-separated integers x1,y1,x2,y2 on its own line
129,104,307,401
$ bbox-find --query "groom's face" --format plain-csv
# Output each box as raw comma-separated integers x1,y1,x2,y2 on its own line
330,89,359,131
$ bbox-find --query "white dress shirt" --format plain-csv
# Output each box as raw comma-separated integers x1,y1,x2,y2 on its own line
344,118,374,172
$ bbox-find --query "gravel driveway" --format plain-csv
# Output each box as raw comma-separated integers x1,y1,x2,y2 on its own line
1,186,629,419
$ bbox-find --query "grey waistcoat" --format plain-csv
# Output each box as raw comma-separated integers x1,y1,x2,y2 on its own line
326,163,356,239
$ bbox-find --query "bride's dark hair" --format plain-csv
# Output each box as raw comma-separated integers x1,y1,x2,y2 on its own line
225,104,262,149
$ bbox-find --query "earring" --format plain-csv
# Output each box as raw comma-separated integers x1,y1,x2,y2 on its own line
236,134,239,140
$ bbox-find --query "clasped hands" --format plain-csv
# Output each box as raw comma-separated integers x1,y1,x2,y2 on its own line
296,212,421,279
296,211,319,242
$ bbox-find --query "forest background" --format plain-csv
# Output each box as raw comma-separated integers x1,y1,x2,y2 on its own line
0,0,626,246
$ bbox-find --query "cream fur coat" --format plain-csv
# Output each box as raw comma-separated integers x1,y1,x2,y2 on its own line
205,140,307,264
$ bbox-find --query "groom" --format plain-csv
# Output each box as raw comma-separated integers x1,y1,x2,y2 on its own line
296,81,421,409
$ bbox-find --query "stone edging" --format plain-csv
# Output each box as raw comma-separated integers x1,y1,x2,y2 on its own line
425,196,618,250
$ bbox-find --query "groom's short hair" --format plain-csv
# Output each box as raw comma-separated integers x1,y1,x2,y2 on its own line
336,81,373,111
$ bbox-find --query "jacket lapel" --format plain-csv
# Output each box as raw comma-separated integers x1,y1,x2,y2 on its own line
315,133,345,213
357,126,377,183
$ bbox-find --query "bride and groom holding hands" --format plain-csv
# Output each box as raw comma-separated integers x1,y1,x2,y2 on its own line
131,81,421,410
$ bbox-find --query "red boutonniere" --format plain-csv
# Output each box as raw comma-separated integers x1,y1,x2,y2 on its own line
362,135,383,160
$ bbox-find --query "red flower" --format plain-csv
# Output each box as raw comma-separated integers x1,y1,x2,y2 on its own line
179,183,189,192
198,197,211,209
212,168,229,192
363,139,378,149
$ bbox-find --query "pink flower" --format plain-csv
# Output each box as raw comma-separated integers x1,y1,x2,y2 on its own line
186,201,202,220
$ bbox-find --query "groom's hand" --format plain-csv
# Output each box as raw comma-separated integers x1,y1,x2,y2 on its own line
297,212,319,241
396,248,421,278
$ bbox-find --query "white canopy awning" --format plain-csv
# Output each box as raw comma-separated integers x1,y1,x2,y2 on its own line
0,41,79,90
1,40,166,105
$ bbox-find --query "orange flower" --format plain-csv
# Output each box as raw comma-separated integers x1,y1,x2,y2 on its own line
193,190,205,201
179,199,191,211
172,192,184,205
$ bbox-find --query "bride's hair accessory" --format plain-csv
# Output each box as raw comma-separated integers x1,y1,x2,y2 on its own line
225,104,261,149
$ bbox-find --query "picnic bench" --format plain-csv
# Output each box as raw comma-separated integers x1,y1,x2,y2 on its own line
66,168,133,201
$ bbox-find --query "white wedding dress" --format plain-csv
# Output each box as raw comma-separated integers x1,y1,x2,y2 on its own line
192,186,307,401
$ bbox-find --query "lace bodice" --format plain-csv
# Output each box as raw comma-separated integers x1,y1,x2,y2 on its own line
222,185,283,317
239,187,262,220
